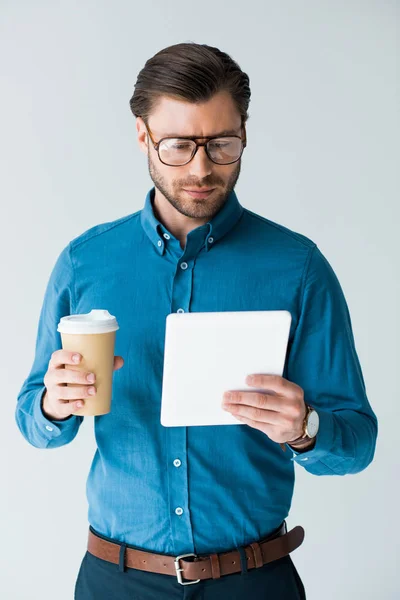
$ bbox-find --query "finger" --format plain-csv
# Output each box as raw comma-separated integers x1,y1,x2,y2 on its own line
223,391,282,412
230,413,272,435
56,399,86,415
49,350,82,370
246,374,288,394
57,384,96,401
224,403,284,425
53,368,96,386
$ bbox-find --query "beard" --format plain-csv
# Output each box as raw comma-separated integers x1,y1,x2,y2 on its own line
147,150,242,220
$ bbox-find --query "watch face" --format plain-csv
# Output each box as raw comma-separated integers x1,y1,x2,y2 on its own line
306,410,319,437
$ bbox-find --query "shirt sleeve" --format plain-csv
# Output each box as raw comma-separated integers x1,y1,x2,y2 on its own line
15,243,84,449
285,244,378,475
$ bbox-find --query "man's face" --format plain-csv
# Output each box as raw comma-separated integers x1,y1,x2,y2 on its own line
137,91,245,220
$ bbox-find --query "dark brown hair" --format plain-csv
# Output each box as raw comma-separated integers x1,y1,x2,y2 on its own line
129,42,251,127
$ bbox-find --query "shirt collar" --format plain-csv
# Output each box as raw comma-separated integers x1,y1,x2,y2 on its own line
140,186,244,256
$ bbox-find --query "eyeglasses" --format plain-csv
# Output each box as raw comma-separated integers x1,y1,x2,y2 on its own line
144,124,247,167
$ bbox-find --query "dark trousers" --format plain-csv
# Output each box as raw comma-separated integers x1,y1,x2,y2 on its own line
74,527,306,599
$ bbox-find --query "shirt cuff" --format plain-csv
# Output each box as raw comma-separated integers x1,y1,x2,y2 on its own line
286,408,335,465
34,386,79,440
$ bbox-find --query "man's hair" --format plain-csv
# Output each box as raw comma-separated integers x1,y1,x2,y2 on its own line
129,42,251,128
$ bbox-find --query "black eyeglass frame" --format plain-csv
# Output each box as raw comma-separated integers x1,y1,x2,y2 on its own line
144,123,247,167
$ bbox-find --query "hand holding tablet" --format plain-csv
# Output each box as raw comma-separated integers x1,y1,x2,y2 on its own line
160,310,292,428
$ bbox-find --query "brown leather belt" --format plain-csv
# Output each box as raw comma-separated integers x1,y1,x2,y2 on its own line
87,522,305,586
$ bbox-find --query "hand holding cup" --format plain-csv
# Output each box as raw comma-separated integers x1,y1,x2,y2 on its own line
42,350,124,421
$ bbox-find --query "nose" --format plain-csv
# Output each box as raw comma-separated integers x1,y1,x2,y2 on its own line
187,145,213,178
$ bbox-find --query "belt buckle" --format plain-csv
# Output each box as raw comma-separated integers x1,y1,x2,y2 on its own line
174,553,200,585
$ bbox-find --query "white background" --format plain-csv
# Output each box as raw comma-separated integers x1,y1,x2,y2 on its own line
1,1,399,598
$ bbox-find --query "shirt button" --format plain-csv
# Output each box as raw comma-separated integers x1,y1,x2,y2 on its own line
45,425,53,431
175,507,183,516
157,240,162,247
301,458,309,461
177,309,184,314
173,459,181,467
180,262,188,270
163,233,170,240
208,237,214,244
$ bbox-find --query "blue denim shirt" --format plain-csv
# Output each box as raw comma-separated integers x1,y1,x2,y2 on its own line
16,186,377,555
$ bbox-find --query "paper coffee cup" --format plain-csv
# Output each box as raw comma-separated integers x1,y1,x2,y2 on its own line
57,309,119,416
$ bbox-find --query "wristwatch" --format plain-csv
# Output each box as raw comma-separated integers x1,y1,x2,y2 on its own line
280,405,319,452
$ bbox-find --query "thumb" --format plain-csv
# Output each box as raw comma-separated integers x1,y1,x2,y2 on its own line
113,355,124,371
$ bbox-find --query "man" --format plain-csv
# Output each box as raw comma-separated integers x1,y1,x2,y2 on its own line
16,42,378,599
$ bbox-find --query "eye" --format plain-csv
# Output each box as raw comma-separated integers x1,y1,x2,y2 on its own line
209,140,233,150
171,142,192,150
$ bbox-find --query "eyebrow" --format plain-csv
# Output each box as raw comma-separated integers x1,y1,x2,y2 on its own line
161,129,240,138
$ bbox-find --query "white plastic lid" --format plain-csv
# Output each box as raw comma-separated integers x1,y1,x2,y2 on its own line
57,309,119,334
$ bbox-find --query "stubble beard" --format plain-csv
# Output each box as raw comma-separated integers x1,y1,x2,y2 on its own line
147,151,242,220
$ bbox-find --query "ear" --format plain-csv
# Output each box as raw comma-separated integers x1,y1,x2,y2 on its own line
136,117,149,155
241,123,247,145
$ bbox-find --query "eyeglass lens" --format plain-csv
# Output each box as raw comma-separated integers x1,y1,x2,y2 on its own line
158,137,243,165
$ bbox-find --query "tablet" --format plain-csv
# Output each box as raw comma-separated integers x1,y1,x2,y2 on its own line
160,310,292,427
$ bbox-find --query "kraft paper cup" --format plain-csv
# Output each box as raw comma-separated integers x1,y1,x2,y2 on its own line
57,309,119,416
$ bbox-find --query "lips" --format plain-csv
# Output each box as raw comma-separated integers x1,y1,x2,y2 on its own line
184,188,215,198
184,188,214,192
